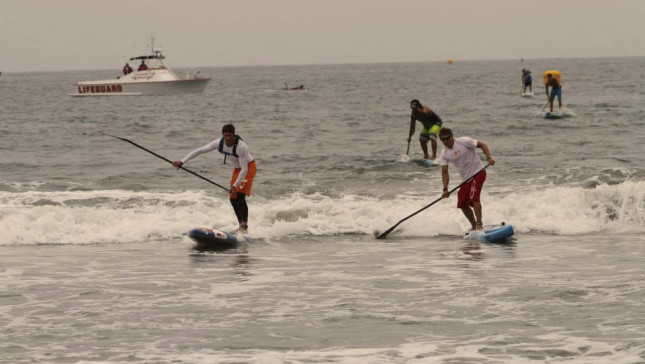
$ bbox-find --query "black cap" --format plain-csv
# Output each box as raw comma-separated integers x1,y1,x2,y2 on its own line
410,99,421,108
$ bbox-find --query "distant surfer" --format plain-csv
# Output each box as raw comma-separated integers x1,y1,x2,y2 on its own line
284,83,305,90
438,128,494,231
545,73,562,112
408,99,443,160
173,124,257,235
522,69,532,94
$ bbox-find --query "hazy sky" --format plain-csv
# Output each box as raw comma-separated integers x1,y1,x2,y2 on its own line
1,0,644,72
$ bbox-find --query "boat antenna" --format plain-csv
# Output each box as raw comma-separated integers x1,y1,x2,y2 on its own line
149,33,155,53
148,32,164,59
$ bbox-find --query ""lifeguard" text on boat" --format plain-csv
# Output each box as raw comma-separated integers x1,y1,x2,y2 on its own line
77,84,124,94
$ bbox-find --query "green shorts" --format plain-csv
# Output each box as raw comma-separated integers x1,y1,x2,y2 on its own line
420,124,440,142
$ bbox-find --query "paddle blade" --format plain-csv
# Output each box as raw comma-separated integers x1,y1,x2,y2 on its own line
398,154,411,163
375,226,397,239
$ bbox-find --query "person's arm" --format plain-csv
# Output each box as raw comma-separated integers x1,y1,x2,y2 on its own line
477,141,495,165
441,165,450,198
408,113,416,142
172,139,219,169
545,83,550,99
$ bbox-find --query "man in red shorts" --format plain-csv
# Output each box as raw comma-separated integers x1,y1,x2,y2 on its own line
438,127,494,231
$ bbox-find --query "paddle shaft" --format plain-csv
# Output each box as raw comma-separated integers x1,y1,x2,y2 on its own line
541,98,551,111
406,141,410,155
100,131,230,192
376,164,489,239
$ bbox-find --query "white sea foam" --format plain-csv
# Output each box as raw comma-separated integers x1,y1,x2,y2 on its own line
1,181,643,246
73,335,645,364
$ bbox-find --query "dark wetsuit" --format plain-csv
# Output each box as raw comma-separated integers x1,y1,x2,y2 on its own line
414,111,443,142
415,111,442,129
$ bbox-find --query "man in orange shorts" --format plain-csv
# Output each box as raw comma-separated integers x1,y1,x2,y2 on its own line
173,124,256,235
438,128,494,231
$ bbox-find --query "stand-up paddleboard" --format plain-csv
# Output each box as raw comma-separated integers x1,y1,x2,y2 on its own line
543,110,563,119
409,153,440,167
465,222,515,243
521,91,534,97
543,109,574,119
188,227,251,248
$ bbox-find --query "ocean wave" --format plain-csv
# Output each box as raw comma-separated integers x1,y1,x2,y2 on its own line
1,181,643,246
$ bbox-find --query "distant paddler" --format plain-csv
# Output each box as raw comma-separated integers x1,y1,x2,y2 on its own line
408,99,443,160
284,83,305,90
544,70,563,112
522,69,532,94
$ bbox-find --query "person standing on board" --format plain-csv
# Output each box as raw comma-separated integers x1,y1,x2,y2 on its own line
172,124,257,235
438,127,494,231
545,73,562,112
522,69,532,93
408,99,443,160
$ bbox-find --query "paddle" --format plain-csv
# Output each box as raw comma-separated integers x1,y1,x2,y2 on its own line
100,131,230,192
406,141,410,155
375,164,489,239
541,96,551,111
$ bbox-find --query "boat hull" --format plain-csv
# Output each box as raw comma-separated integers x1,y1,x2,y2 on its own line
70,78,210,96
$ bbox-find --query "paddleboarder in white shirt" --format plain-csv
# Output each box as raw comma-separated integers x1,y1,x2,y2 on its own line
172,124,257,235
438,127,494,231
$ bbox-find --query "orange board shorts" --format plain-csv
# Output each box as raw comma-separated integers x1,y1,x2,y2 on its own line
230,161,257,196
457,170,486,208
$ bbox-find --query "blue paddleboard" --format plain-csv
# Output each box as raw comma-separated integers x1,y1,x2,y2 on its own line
465,223,515,243
543,110,563,119
188,227,251,247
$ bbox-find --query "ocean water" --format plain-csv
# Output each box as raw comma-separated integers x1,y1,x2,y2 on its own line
1,57,644,363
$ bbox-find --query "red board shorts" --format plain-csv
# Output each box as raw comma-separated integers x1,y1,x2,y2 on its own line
457,170,486,208
230,161,257,196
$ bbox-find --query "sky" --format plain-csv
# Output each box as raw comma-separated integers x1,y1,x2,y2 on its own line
1,0,644,72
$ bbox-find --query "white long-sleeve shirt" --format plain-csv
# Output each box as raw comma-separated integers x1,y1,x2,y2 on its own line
181,138,254,188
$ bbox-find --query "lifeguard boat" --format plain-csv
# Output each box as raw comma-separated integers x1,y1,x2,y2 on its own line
70,37,210,96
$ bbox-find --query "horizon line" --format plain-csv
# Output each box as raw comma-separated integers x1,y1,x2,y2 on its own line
2,54,644,74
